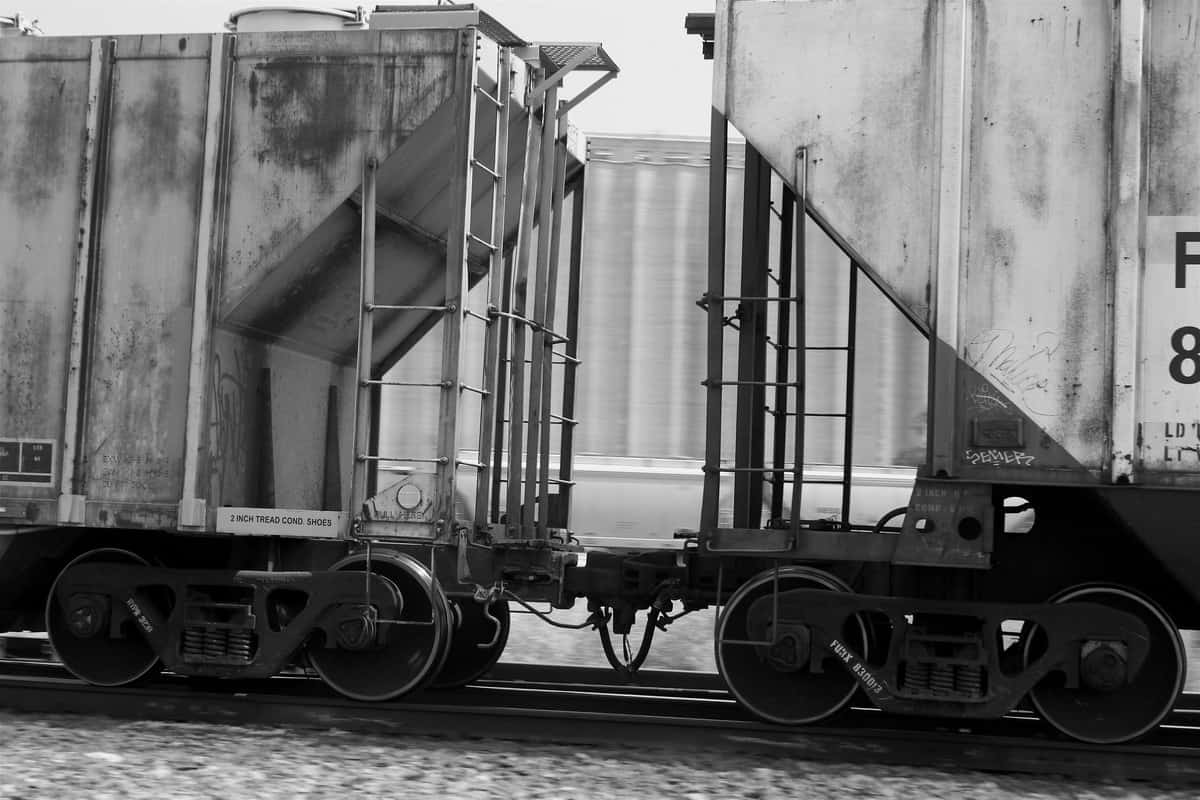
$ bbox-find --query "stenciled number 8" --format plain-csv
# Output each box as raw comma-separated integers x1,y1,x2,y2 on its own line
1170,325,1200,384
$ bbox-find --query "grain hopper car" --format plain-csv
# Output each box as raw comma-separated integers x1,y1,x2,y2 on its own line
683,0,1200,744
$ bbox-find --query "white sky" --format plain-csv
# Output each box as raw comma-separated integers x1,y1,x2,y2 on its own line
17,1,714,137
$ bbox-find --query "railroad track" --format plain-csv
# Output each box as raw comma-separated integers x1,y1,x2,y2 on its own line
1,657,1199,786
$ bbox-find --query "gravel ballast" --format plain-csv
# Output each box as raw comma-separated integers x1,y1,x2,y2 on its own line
0,711,1193,799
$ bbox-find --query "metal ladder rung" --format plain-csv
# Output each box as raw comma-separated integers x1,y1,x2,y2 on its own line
460,383,490,397
708,294,803,303
804,412,848,418
364,379,448,389
764,337,798,352
806,345,851,352
490,309,569,343
702,379,800,387
474,85,504,109
357,455,448,465
495,476,577,487
471,159,502,181
468,232,498,252
366,303,449,313
499,414,577,426
501,353,580,366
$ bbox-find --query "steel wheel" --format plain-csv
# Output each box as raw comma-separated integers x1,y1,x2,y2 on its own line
308,553,453,702
716,566,868,725
1026,584,1185,744
430,597,510,689
46,548,162,687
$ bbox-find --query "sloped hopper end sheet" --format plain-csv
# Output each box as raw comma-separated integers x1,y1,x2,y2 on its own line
717,0,940,326
217,27,527,370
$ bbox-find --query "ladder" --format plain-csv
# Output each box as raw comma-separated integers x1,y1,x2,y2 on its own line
488,72,577,541
701,139,860,533
348,29,509,537
484,43,616,541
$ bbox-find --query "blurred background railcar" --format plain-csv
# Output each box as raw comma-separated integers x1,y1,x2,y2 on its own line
379,133,929,537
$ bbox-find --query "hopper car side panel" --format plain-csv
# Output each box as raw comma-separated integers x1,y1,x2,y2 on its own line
0,37,95,521
0,27,483,531
1140,5,1200,477
204,329,356,513
713,0,938,325
218,29,461,362
82,35,211,528
956,0,1113,480
714,0,1200,487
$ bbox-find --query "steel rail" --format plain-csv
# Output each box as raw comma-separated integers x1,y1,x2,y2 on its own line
0,663,1199,786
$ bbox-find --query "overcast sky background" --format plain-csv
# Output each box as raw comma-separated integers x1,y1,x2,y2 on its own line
17,1,714,137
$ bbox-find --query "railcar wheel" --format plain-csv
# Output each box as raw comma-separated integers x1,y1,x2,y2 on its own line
430,597,511,689
308,553,454,702
1025,584,1185,744
716,566,868,725
46,548,162,687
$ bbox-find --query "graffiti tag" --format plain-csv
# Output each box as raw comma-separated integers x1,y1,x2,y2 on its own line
208,350,250,501
963,329,1060,417
964,448,1036,467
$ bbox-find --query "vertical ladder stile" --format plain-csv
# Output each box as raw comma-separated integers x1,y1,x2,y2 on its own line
701,109,729,533
841,261,859,525
434,28,480,532
535,101,569,539
490,247,515,524
769,186,795,523
350,154,378,519
732,142,771,530
557,167,586,527
790,148,808,535
504,72,546,535
523,84,560,539
475,46,513,529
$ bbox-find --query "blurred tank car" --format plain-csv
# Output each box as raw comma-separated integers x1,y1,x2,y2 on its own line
0,0,1196,746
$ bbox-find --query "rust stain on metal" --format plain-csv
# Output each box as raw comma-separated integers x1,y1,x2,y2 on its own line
1006,111,1049,218
249,58,372,192
1148,57,1196,215
121,70,188,202
3,68,71,208
0,263,56,432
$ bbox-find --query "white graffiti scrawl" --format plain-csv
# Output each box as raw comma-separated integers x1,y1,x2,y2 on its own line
963,329,1060,417
964,448,1036,467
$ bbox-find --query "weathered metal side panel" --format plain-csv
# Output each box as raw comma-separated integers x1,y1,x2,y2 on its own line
1139,1,1200,482
0,38,92,521
722,0,938,324
955,0,1113,480
204,330,355,512
218,30,458,348
719,0,1163,485
81,36,210,528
